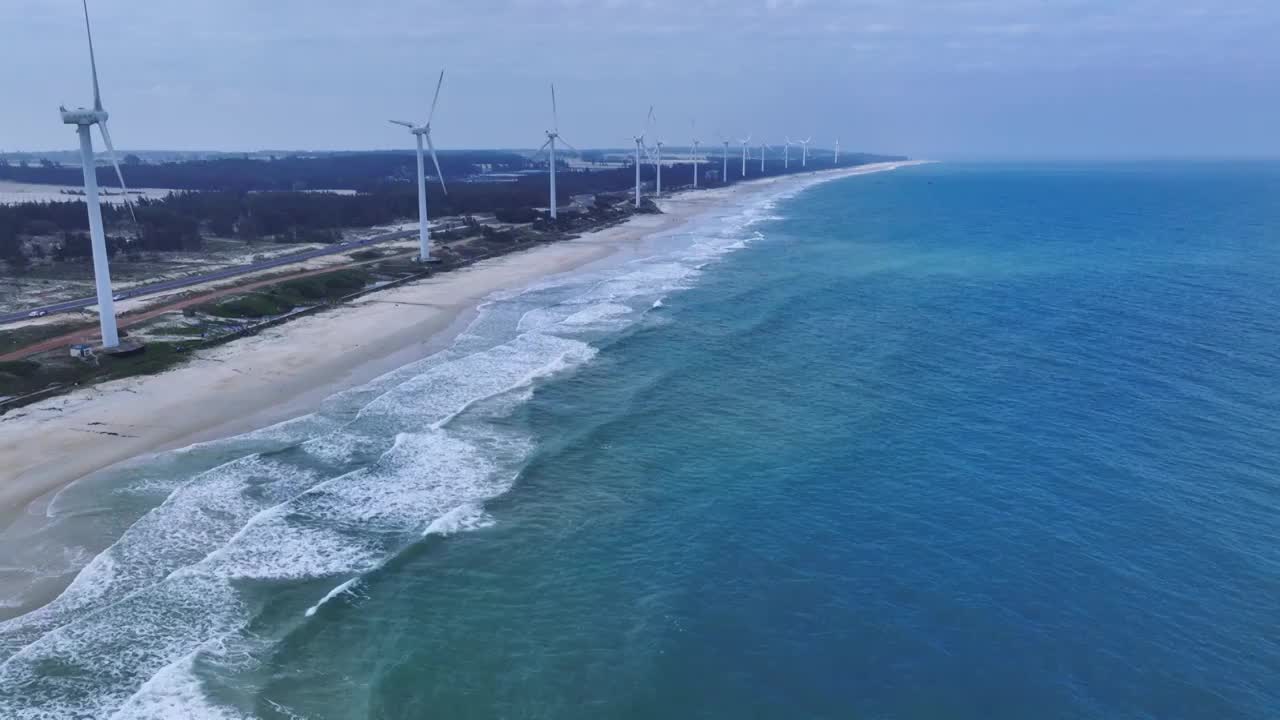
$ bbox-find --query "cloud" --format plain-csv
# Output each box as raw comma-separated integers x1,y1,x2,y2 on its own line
1,0,1277,156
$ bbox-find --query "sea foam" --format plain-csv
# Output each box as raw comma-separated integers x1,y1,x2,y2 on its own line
0,183,791,719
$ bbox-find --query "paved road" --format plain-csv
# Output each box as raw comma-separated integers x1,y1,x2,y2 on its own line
0,228,419,326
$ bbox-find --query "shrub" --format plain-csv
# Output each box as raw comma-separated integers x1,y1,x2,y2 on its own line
0,360,40,378
206,293,294,318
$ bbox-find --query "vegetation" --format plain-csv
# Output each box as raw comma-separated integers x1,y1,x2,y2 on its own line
0,343,191,400
0,360,40,378
200,269,370,319
150,324,208,337
204,293,295,319
1,150,906,273
0,322,85,355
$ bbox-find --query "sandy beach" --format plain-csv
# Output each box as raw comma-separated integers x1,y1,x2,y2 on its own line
0,162,919,523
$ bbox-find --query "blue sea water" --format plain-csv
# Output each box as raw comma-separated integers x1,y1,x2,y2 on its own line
2,162,1280,719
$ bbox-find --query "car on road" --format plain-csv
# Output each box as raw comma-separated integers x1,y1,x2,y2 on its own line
28,310,47,318
113,293,125,301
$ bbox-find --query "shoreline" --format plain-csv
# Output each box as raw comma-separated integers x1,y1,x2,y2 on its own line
0,161,923,524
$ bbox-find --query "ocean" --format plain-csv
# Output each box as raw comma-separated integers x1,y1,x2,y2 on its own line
2,162,1279,719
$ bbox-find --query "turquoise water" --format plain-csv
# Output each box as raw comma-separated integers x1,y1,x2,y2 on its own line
3,163,1280,718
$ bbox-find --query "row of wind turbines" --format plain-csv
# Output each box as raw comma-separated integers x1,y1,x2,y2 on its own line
393,82,844,269
57,1,844,349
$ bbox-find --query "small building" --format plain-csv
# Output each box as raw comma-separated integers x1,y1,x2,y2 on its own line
69,343,93,359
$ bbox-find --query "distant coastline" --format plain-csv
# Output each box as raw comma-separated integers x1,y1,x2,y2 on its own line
0,161,925,524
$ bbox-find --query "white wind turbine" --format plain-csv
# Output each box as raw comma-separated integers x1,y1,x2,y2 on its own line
649,109,666,196
759,140,771,173
834,138,840,165
631,106,654,208
532,84,578,220
784,136,794,169
654,140,665,196
738,135,752,177
389,70,448,262
60,0,136,349
717,133,730,183
690,131,702,189
799,136,813,167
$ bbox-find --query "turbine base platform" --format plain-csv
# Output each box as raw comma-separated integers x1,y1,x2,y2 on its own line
98,340,147,357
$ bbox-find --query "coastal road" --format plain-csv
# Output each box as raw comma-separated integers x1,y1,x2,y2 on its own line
0,227,420,326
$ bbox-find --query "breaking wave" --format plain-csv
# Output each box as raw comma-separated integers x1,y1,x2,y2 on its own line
0,182,799,719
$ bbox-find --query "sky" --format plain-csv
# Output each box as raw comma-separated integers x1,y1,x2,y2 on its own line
1,0,1278,159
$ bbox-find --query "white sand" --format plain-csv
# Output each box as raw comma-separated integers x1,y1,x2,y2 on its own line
0,162,923,519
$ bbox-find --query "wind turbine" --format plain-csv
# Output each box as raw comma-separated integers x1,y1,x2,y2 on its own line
389,69,448,262
631,106,654,208
834,138,840,165
654,140,665,196
648,109,665,196
532,84,578,220
717,133,730,183
784,136,793,169
60,0,136,349
759,140,771,173
799,136,813,167
739,135,752,177
690,129,702,189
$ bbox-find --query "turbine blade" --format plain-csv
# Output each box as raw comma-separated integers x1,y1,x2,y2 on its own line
551,83,559,132
426,69,445,126
97,120,136,224
426,134,447,195
82,0,103,112
558,136,579,153
527,138,553,160
389,120,415,128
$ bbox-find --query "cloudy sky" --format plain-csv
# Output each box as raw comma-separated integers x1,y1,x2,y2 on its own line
2,0,1277,158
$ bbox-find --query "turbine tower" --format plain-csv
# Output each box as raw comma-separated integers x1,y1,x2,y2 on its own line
631,106,654,208
759,140,770,173
533,84,578,220
60,0,136,349
799,136,813,167
834,138,840,165
654,140,664,196
717,133,730,183
738,135,752,177
784,137,793,169
389,70,448,262
691,137,701,188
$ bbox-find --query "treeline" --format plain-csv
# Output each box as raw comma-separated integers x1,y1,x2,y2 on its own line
1,151,904,270
0,151,532,193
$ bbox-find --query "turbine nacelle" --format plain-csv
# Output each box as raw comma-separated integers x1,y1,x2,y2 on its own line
60,106,107,126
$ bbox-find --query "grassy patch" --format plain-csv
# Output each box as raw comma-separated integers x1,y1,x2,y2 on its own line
0,360,40,378
0,343,192,399
0,321,87,356
149,324,209,337
204,293,295,319
199,269,370,320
